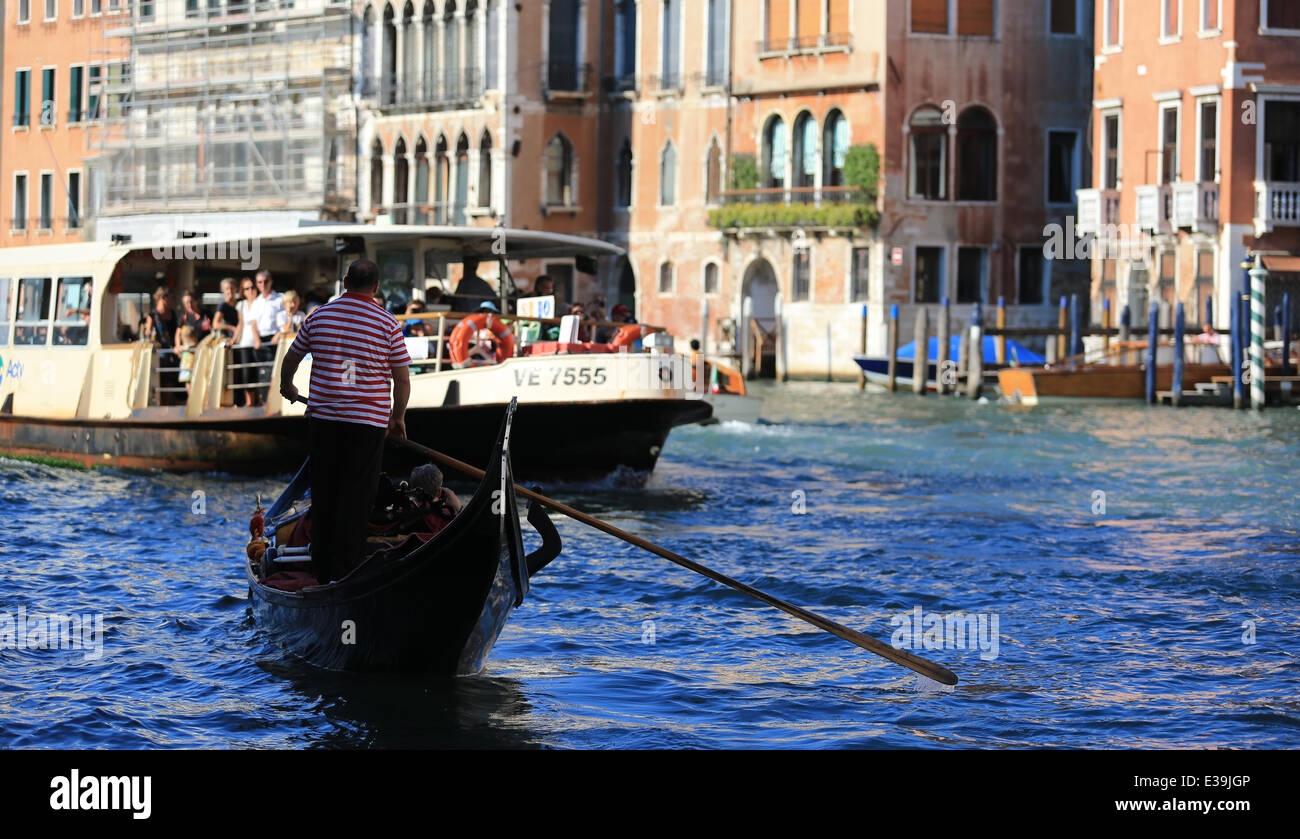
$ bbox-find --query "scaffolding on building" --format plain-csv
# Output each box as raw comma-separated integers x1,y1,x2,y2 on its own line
86,1,358,228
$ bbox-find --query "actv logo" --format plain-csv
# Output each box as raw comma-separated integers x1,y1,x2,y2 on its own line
50,770,151,820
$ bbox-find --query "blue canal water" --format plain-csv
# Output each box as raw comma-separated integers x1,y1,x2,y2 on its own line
2,383,1297,748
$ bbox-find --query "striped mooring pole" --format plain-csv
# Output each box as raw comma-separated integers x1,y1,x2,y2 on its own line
1250,255,1268,410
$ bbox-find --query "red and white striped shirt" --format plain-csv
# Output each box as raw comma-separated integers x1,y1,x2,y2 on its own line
286,292,411,428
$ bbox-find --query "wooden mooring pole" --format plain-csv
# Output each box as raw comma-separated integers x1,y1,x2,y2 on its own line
1146,301,1159,404
886,304,899,392
936,297,951,395
995,296,1007,366
913,307,929,395
858,304,868,391
1171,302,1185,407
968,302,984,400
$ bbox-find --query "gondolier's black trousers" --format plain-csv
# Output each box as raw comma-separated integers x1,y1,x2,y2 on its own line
308,417,387,584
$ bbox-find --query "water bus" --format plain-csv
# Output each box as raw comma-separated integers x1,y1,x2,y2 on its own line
0,226,709,477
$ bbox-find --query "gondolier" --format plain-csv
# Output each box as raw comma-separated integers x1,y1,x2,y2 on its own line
278,259,412,585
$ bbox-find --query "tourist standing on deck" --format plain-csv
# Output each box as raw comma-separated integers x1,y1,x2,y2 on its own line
278,259,412,585
233,278,263,408
253,269,284,404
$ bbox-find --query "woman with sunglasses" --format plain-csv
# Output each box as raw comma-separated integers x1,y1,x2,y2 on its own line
232,277,262,408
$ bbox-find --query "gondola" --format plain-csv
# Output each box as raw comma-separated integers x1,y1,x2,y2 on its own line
244,400,562,675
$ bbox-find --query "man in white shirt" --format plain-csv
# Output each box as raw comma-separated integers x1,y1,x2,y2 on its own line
253,269,284,403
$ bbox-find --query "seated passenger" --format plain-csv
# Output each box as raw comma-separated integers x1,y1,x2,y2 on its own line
365,465,462,539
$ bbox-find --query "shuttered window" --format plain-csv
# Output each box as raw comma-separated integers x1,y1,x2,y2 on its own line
957,0,994,36
828,0,849,38
767,0,791,48
796,0,819,46
911,0,948,33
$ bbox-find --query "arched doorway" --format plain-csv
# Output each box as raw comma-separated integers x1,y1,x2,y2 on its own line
741,258,779,379
617,258,636,318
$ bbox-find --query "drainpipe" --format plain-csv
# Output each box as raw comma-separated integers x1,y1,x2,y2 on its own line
597,0,610,296
725,0,735,352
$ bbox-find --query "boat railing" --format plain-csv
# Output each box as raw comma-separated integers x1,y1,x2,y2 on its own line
141,340,280,409
394,310,667,370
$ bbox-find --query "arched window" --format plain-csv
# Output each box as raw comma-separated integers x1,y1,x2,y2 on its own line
415,136,429,223
616,139,633,208
362,5,377,96
402,2,417,102
382,4,397,105
658,262,674,294
465,1,481,96
455,133,469,224
957,106,997,201
909,106,945,200
370,138,385,213
545,134,573,206
792,111,816,189
394,136,409,222
478,130,493,210
703,262,719,294
705,137,722,204
660,141,677,206
422,2,436,100
823,109,849,187
485,0,498,89
435,134,449,222
443,2,459,99
763,115,787,190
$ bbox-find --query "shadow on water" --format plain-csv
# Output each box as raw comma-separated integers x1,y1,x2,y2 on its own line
254,658,543,749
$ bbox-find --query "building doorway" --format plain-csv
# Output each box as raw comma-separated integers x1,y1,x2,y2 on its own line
741,258,779,379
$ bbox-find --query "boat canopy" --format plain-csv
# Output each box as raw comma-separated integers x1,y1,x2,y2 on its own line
0,224,625,273
896,336,1046,365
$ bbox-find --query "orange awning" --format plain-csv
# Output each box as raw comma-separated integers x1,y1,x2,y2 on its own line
1262,255,1300,273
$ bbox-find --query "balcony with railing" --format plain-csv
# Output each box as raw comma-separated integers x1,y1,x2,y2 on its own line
757,32,853,56
690,69,729,90
1255,181,1300,236
1076,188,1120,235
720,186,862,205
543,63,592,99
709,186,877,230
603,74,638,94
1135,184,1173,234
646,72,683,95
1171,181,1219,232
369,68,485,110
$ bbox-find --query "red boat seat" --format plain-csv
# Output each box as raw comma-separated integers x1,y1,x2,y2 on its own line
262,571,319,592
522,341,619,356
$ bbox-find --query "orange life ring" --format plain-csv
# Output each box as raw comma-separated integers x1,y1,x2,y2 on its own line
449,313,515,365
610,324,645,348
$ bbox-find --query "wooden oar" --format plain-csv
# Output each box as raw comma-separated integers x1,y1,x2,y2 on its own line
389,435,959,686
